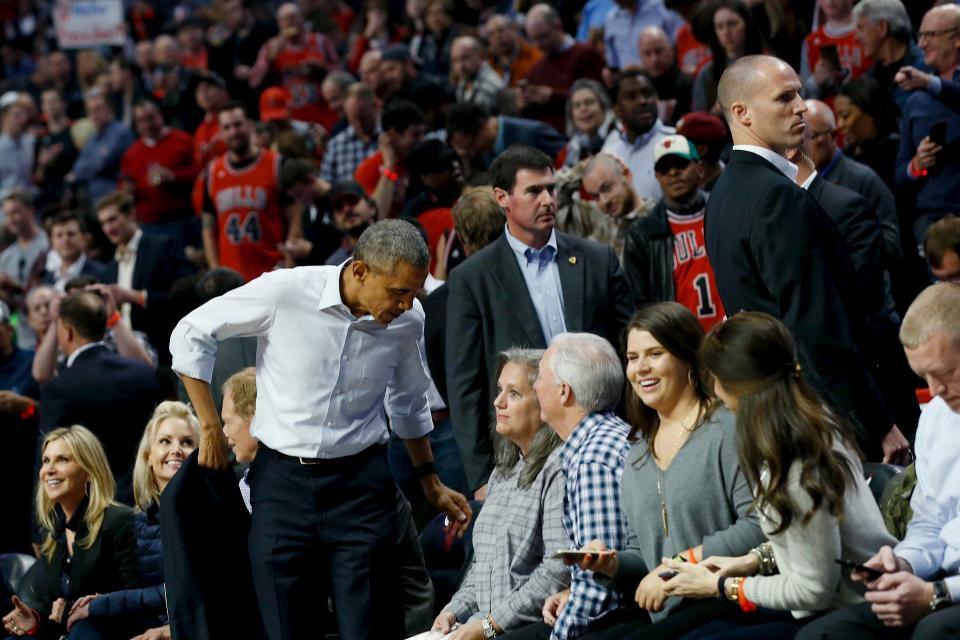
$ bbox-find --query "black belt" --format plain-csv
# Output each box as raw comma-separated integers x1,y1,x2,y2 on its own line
260,443,384,468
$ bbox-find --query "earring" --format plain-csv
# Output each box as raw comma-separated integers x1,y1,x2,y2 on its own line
687,369,696,389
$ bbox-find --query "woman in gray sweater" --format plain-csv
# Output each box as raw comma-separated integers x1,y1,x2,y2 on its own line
433,348,569,639
662,312,896,639
575,303,766,638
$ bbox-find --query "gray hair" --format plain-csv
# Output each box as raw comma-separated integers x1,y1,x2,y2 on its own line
900,283,960,349
492,348,562,489
323,70,356,92
549,333,623,412
353,219,429,273
565,78,613,137
853,0,913,44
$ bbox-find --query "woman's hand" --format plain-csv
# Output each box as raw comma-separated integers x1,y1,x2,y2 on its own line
701,553,759,577
660,557,719,600
49,597,67,624
2,596,39,636
66,594,98,630
634,567,669,612
432,611,458,633
571,540,619,577
542,588,570,626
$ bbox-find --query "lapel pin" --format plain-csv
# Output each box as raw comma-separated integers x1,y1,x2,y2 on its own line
569,256,577,265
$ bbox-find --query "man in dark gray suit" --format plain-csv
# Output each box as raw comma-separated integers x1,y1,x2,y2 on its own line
445,145,634,498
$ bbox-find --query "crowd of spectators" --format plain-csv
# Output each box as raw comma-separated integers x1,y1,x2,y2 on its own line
1,0,960,638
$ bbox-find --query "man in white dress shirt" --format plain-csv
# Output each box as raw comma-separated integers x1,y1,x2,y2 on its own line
797,282,960,639
170,219,471,640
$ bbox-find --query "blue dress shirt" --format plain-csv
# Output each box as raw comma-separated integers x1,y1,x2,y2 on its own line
504,225,566,344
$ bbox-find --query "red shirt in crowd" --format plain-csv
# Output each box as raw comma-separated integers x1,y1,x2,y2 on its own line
354,151,408,218
204,148,287,281
119,128,199,224
804,23,872,83
194,113,226,168
253,33,339,129
418,207,454,275
667,210,725,331
675,23,710,76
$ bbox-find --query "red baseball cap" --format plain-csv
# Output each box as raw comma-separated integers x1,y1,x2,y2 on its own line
676,112,727,143
259,86,292,122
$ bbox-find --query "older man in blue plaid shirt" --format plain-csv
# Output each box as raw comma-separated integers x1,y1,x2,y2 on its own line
502,332,632,640
320,83,381,185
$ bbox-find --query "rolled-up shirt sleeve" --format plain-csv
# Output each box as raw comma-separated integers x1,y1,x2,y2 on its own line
169,272,280,382
384,318,433,439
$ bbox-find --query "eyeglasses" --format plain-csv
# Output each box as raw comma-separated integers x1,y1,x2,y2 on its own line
805,127,835,142
917,27,959,41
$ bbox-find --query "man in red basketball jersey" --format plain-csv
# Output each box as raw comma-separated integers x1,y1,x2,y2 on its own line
200,102,301,281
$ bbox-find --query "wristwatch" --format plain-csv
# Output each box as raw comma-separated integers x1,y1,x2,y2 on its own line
481,616,497,638
930,580,952,611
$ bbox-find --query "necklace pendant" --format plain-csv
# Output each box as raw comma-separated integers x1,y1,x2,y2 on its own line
661,502,669,537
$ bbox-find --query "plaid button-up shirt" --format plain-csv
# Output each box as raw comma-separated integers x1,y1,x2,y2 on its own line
552,410,631,640
319,125,380,185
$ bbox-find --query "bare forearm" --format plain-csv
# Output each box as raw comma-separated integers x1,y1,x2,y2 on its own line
201,217,219,268
111,323,153,366
370,176,394,221
181,375,220,429
32,323,60,383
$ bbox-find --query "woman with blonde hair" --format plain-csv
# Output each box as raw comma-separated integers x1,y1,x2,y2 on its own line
61,402,200,640
2,426,139,639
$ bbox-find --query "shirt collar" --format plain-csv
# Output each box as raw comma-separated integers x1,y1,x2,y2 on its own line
558,410,608,468
799,169,817,190
318,263,350,311
732,144,799,182
66,341,105,368
504,223,558,261
616,119,667,150
122,228,143,255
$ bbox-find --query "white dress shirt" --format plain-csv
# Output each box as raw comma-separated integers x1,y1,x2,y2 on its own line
894,396,960,601
732,144,799,183
45,252,88,293
170,265,434,459
601,119,675,201
503,225,566,344
117,228,143,326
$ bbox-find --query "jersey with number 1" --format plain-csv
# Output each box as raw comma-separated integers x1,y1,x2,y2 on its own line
668,210,725,331
207,149,285,282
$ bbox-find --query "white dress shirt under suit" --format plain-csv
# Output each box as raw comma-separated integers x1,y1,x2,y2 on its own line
504,226,567,344
170,264,434,459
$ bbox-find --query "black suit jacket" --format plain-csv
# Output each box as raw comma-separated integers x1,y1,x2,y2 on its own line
705,151,894,453
104,232,195,364
445,231,634,490
40,256,109,287
423,284,450,405
161,450,262,640
39,344,162,504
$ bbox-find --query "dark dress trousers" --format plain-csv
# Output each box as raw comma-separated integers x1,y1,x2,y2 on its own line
705,151,895,456
445,231,635,491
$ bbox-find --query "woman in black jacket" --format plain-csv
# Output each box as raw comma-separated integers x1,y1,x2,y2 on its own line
2,426,139,639
63,402,200,640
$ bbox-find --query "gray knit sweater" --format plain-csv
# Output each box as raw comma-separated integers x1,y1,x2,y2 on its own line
602,408,765,620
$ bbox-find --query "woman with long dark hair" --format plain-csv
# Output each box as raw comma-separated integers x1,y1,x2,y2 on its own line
835,76,901,187
691,0,766,112
661,312,896,639
572,303,764,639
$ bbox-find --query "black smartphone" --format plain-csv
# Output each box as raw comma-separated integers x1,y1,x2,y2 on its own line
658,570,678,581
929,120,948,146
835,558,883,580
820,44,840,69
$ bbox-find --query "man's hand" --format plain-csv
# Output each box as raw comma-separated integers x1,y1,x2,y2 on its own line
448,619,484,640
432,611,458,633
913,136,943,173
472,483,488,501
572,540,619,576
895,66,933,92
379,133,397,171
66,594,97,631
132,624,172,640
523,84,553,105
855,545,911,585
881,425,911,465
423,476,472,537
635,567,669,612
0,391,33,415
199,423,230,469
813,58,842,88
278,238,314,262
542,589,570,626
865,572,934,627
104,284,142,308
49,597,67,624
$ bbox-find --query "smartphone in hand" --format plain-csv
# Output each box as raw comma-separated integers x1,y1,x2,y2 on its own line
551,549,613,561
835,558,883,580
